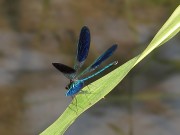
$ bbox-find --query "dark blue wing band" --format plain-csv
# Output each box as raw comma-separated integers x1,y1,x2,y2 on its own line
90,44,117,69
76,26,91,63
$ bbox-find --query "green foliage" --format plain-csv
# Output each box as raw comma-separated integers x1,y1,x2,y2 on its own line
40,5,180,135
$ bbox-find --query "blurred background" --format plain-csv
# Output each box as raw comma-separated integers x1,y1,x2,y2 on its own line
0,0,179,135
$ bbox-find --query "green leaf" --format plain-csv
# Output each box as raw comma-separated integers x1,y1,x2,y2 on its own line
40,5,180,135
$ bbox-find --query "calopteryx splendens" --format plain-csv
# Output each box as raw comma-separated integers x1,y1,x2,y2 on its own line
52,26,118,97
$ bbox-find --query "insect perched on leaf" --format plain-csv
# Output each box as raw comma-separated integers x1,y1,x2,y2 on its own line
52,26,118,97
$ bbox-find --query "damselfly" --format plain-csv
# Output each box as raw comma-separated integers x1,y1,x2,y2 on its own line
52,26,118,97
